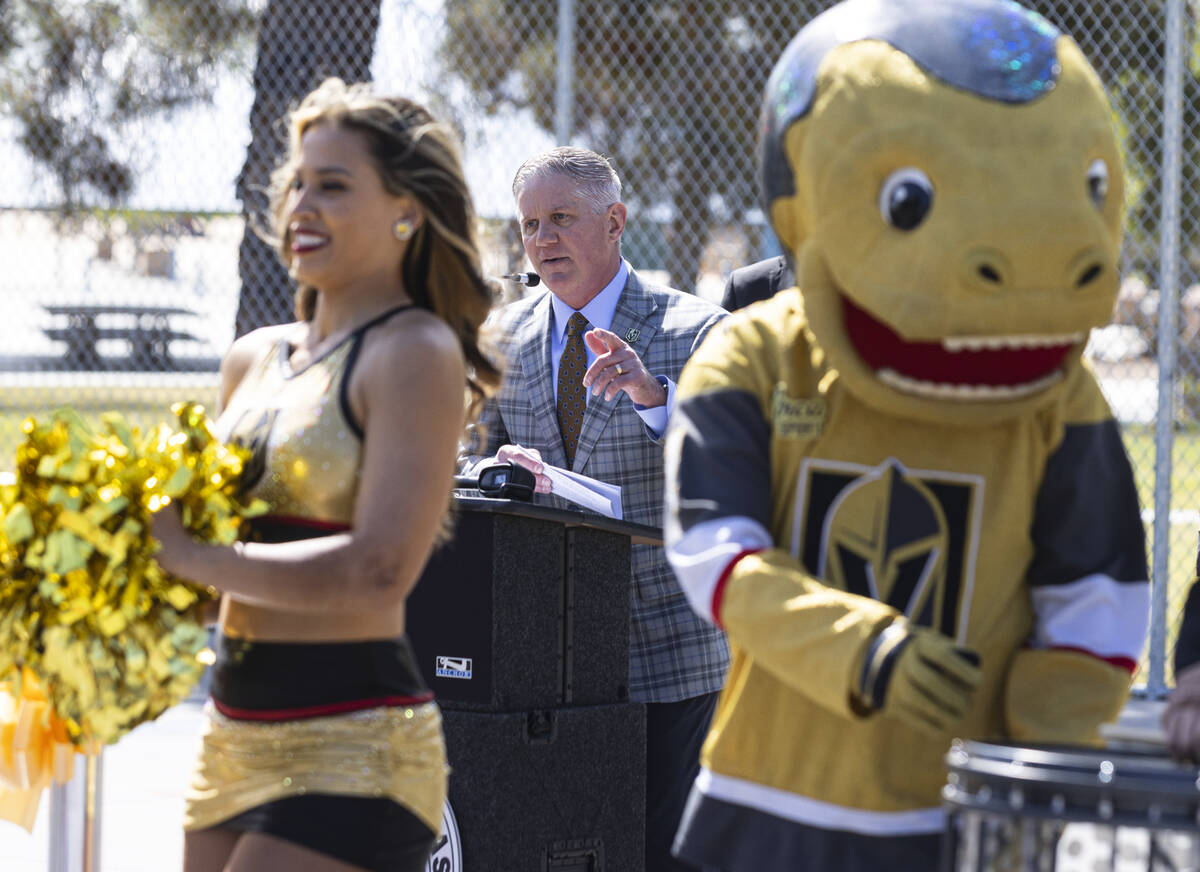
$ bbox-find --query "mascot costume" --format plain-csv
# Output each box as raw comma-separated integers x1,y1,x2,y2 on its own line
663,0,1150,868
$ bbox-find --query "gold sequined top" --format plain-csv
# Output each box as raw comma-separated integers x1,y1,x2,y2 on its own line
217,306,413,525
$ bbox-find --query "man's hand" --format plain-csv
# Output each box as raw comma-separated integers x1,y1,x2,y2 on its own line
1165,662,1200,760
583,327,666,407
494,444,553,494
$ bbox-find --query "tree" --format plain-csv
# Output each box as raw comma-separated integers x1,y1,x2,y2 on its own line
0,1,385,335
442,1,1197,295
233,0,383,336
0,0,254,211
441,0,821,291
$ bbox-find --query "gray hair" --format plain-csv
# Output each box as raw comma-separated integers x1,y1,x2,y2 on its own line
511,146,622,214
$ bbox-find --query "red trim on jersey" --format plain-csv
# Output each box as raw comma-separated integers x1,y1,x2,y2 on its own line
1049,645,1137,675
213,692,434,722
712,549,764,629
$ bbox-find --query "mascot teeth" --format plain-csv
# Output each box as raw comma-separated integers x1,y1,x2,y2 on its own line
878,368,1064,400
942,333,1084,352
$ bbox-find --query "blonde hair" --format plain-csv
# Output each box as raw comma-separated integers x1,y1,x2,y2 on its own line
267,78,501,422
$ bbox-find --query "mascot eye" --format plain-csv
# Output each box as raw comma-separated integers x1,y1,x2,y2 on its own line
1087,158,1109,208
878,168,934,231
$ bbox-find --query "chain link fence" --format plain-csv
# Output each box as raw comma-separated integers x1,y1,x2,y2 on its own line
0,0,1195,694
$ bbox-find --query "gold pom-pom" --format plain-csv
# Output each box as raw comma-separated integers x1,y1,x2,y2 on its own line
0,403,266,749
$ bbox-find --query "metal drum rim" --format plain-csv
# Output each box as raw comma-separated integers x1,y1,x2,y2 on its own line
943,739,1200,829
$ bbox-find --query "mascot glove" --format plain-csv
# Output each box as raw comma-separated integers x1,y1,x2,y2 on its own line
856,622,982,738
1164,661,1200,760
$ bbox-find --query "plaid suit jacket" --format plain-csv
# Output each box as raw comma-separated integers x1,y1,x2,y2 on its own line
460,268,730,702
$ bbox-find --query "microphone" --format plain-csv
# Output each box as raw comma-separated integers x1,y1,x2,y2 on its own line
502,272,541,287
454,463,535,500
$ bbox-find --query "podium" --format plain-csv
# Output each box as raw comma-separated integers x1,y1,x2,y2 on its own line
407,497,657,871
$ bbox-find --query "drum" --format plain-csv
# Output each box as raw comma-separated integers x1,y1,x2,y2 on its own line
941,740,1200,871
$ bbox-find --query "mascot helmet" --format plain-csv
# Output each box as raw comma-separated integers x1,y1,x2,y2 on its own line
761,0,1124,418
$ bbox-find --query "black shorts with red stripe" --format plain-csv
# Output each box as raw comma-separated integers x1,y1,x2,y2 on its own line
208,634,437,872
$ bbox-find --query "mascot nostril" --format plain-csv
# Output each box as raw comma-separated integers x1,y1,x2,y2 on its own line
978,264,1002,284
664,1,1149,869
1077,263,1104,288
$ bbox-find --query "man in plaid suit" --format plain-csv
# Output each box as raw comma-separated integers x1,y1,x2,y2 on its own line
459,146,729,871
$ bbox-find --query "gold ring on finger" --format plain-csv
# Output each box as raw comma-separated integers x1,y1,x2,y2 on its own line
616,363,624,375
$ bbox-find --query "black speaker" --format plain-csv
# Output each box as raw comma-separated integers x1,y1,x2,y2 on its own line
564,524,632,706
407,501,631,711
441,703,646,872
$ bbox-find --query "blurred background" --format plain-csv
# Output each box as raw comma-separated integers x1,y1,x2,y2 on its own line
0,0,1195,697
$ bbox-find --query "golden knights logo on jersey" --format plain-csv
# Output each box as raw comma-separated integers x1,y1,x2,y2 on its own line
791,457,983,640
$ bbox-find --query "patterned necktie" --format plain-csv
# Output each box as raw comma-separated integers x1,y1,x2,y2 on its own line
557,312,589,466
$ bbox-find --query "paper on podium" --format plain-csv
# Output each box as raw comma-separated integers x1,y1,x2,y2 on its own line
543,465,623,519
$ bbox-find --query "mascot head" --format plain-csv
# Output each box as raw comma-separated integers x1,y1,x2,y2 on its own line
762,0,1123,421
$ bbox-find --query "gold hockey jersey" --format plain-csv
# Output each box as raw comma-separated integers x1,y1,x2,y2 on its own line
664,292,1148,867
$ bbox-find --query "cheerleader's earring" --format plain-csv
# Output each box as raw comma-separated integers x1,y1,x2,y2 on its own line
393,219,414,241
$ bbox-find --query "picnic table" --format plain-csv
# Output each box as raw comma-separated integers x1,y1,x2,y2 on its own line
43,304,201,370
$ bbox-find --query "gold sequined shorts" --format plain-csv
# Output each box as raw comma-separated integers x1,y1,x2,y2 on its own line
184,700,448,835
